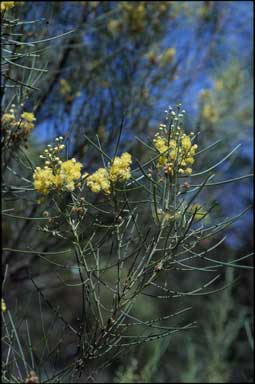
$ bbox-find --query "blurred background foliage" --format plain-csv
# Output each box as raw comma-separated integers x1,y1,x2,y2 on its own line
1,1,253,383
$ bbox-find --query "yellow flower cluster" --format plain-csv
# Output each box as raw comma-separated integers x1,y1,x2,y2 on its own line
153,125,197,176
59,79,80,101
1,1,15,12
33,137,82,196
154,136,177,166
201,104,218,123
109,152,132,182
2,109,36,134
121,2,146,34
2,112,15,126
214,79,224,91
59,79,71,96
199,89,219,124
86,168,110,194
160,48,176,66
107,19,122,35
59,159,83,191
2,108,36,148
20,112,36,133
86,152,132,194
21,112,35,123
33,167,55,195
1,298,6,312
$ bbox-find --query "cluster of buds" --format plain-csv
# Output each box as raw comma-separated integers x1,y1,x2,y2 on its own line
25,371,39,384
163,163,173,174
1,298,6,313
39,137,65,170
154,261,163,272
71,197,87,217
182,181,191,190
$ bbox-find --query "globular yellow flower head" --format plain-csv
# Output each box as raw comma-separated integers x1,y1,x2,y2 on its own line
181,134,192,152
61,159,82,180
20,112,36,134
1,298,7,313
86,168,111,194
109,152,132,183
86,152,132,194
21,112,36,123
33,167,55,195
59,159,82,191
153,135,168,155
